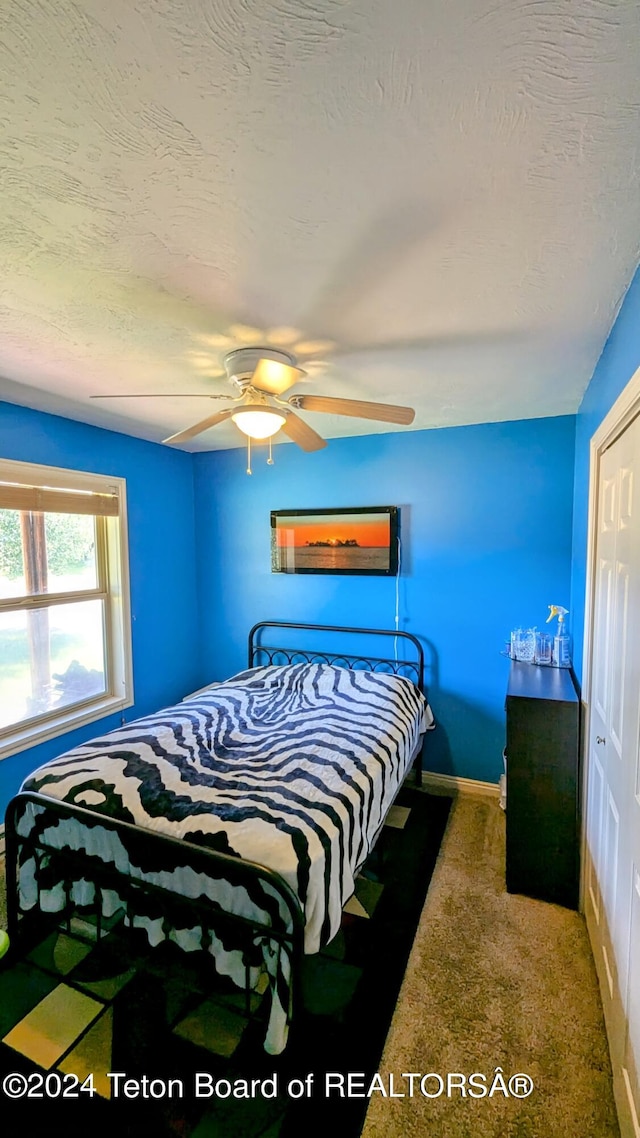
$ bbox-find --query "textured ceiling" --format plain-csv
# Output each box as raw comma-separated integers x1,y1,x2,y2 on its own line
1,0,639,452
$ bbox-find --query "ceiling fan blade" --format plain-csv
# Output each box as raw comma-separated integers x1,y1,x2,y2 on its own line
163,409,233,445
251,357,306,396
280,411,327,452
290,394,415,425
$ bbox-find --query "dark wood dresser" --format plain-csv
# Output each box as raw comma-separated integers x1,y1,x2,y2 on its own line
505,661,580,909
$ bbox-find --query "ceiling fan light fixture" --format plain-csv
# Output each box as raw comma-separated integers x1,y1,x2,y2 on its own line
231,407,287,439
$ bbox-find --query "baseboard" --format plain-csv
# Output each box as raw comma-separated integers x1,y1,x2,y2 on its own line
419,771,501,798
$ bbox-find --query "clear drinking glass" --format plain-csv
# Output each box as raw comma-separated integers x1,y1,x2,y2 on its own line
535,631,552,665
515,628,536,662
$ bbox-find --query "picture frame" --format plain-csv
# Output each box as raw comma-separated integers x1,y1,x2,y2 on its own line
271,506,399,576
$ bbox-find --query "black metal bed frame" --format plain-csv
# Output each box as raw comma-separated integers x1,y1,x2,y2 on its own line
248,620,424,687
3,621,427,1042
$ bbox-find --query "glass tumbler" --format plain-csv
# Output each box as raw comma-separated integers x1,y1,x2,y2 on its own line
515,628,536,663
535,631,552,665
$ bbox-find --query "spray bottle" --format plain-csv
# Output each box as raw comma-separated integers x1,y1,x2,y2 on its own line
547,605,571,668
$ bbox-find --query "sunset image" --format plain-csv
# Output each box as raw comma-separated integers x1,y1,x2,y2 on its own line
271,509,397,575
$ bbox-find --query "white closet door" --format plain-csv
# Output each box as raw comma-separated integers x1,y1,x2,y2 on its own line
586,410,640,1136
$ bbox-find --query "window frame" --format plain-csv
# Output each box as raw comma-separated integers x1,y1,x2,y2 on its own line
0,459,134,760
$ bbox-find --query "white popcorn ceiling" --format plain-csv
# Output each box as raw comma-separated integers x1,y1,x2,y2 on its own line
0,0,639,452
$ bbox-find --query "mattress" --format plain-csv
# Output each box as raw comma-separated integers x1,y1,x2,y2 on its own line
15,661,431,1052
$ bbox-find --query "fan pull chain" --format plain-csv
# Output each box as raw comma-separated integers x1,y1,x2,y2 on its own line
245,436,276,474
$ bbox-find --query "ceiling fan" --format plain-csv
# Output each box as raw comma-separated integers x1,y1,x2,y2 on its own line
91,346,415,452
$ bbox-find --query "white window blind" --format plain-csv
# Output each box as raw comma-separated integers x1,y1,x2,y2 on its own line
0,483,119,516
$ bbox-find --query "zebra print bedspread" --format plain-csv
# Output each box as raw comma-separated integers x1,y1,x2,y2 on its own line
16,662,430,1052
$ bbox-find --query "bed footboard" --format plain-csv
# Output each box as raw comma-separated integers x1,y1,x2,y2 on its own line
4,791,305,1050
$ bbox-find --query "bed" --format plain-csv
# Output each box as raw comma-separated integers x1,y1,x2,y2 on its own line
4,621,432,1054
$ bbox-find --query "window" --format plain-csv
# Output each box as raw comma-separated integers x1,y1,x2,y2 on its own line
0,460,133,759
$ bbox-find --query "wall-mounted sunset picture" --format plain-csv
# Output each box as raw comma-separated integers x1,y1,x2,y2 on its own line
271,507,399,575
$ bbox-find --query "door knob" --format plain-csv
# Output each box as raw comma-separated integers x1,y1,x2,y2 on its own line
596,736,606,745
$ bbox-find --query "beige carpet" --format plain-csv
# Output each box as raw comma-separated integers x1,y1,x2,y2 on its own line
362,792,620,1138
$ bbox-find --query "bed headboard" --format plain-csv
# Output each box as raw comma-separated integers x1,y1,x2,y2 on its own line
248,621,424,691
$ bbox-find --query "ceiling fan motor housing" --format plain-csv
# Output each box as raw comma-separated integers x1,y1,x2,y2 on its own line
223,347,297,393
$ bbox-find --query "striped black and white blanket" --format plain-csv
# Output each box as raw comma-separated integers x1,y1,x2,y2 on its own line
15,662,431,1052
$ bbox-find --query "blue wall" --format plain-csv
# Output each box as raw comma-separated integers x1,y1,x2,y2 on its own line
194,416,576,784
570,266,640,682
0,400,200,810
0,399,578,802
